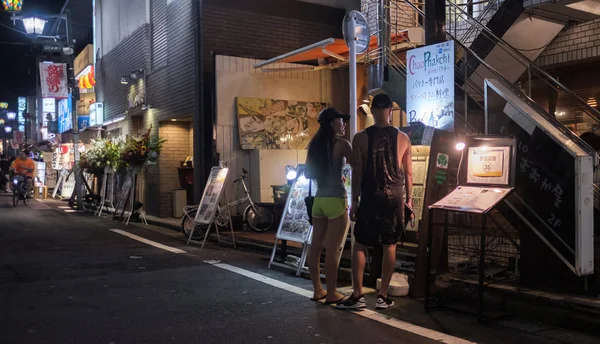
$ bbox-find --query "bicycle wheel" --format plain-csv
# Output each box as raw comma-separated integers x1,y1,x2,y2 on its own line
12,188,18,208
181,208,206,240
245,204,274,232
22,186,28,206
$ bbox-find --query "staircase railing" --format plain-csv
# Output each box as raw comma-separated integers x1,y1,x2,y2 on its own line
399,0,599,156
444,0,600,139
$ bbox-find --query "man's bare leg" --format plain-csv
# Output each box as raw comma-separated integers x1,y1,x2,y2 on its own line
352,242,367,298
380,244,397,298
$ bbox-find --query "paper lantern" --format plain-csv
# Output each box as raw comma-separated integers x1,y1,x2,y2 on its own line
2,0,23,12
60,145,69,155
88,71,96,86
82,74,92,89
79,77,85,89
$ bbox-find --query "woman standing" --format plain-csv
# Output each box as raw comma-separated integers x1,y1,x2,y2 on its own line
305,108,352,304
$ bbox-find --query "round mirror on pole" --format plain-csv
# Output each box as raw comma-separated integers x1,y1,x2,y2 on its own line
342,10,370,54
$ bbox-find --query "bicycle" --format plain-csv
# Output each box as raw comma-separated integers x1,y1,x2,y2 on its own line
181,168,275,240
11,175,29,207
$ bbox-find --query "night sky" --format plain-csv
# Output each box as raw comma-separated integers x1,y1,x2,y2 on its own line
0,0,92,111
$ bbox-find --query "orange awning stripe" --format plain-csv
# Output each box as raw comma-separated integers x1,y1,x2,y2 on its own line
280,32,409,63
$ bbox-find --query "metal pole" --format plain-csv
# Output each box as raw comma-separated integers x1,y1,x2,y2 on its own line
65,9,83,209
349,13,358,138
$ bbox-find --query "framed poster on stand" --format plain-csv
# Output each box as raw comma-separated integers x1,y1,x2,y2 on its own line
188,166,235,248
269,165,353,277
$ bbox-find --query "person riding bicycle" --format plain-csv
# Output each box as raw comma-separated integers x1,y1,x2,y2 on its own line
10,150,35,197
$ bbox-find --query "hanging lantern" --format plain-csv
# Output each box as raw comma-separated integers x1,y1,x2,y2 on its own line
82,74,92,89
79,76,85,89
2,0,23,12
88,68,96,86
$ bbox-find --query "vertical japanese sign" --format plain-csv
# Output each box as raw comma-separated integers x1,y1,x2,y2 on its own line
39,63,68,99
17,97,26,132
58,95,73,133
406,41,455,132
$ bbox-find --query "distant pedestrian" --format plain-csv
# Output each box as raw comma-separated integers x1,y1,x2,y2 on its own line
0,154,10,192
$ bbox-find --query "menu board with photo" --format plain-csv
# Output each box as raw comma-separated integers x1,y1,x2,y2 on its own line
277,165,352,243
466,146,511,186
236,97,326,150
194,167,229,224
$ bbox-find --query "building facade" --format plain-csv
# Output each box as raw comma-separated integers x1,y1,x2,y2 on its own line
94,0,348,217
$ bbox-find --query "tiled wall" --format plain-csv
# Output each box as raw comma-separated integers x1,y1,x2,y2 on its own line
536,19,600,68
158,121,192,217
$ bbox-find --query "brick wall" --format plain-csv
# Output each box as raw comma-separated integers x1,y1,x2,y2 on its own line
536,19,600,68
203,0,345,69
158,121,192,217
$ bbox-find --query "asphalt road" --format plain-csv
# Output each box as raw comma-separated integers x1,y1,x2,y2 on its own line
1,194,598,344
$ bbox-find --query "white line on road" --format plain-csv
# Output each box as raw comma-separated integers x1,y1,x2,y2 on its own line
64,209,79,213
57,206,71,209
109,229,186,254
205,261,476,344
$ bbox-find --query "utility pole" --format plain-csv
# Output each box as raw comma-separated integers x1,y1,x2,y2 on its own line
65,9,83,210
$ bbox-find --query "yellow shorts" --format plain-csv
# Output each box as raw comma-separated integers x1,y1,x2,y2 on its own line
312,197,348,220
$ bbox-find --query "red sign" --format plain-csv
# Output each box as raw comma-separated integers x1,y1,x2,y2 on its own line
40,63,68,98
13,131,24,144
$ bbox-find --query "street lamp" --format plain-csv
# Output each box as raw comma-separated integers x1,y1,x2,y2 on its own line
6,112,16,120
22,17,46,35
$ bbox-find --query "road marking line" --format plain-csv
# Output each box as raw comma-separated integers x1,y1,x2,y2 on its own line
64,209,79,213
205,261,476,344
58,206,71,209
109,229,186,254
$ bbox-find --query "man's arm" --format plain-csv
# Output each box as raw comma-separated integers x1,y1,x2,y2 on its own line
400,133,413,207
351,132,365,205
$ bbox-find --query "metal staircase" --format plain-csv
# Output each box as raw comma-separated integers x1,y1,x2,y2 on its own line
361,0,600,292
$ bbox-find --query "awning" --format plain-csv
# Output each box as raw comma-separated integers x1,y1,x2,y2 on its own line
255,30,417,70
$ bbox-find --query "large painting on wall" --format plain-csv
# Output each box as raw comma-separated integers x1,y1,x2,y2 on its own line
236,97,327,150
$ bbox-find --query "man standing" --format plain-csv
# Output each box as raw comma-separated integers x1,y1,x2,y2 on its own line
338,94,413,310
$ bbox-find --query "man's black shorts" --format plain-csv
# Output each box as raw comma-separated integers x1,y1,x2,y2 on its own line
354,191,404,246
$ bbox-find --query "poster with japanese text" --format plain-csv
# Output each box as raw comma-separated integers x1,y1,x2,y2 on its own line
466,146,511,186
277,165,352,244
194,167,229,225
40,63,68,99
406,41,455,132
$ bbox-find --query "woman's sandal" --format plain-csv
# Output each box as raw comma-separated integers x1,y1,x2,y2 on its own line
310,295,327,301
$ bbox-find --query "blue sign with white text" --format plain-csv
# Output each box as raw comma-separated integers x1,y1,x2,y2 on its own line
78,115,90,131
58,94,72,133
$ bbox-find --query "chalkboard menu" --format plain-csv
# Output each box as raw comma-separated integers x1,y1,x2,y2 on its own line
276,165,352,243
194,167,229,225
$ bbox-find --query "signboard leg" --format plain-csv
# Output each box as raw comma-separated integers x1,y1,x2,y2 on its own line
296,243,309,277
52,172,64,199
201,222,213,249
268,239,279,269
96,170,107,216
478,214,487,323
125,178,135,225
